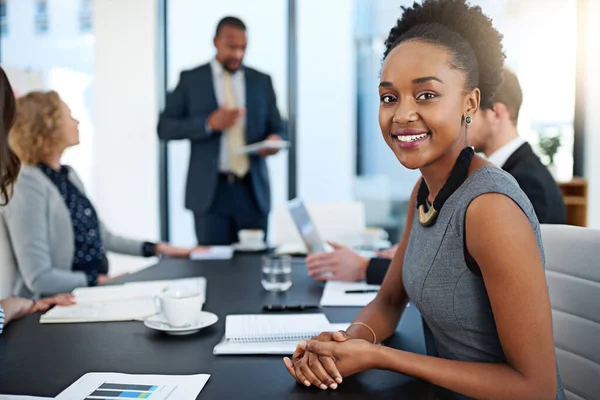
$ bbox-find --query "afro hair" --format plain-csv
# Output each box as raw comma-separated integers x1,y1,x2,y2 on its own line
384,0,505,110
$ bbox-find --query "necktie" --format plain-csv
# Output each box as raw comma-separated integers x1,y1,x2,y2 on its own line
222,71,249,177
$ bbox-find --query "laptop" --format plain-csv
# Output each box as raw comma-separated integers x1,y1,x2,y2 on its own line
287,198,327,254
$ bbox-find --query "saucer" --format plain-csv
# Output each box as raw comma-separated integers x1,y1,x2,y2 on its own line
233,242,268,252
144,311,218,335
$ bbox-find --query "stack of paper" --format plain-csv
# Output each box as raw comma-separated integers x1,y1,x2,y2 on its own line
239,140,290,154
55,372,210,400
320,281,380,307
40,277,206,324
190,246,234,260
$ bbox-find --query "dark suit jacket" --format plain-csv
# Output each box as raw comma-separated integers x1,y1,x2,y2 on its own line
157,63,283,215
366,257,390,285
502,143,566,224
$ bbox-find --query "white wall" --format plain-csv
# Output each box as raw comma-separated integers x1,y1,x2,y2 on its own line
166,0,288,247
584,0,600,228
93,0,160,273
296,0,356,202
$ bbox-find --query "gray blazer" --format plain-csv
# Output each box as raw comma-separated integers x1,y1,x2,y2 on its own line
3,165,146,298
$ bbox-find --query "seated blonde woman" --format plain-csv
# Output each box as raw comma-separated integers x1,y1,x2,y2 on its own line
5,91,194,297
0,68,74,331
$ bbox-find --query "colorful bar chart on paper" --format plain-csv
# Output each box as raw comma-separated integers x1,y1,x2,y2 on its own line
100,384,158,391
85,382,158,399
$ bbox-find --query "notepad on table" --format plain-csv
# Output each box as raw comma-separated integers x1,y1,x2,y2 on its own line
190,246,234,260
320,281,380,307
213,313,331,355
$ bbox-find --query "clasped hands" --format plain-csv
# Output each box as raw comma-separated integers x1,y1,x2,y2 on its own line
283,330,378,391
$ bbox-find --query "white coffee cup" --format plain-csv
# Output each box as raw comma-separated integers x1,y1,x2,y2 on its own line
155,290,203,328
238,229,265,248
362,227,389,247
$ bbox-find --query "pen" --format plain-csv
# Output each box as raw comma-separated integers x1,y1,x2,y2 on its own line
262,304,321,311
344,289,379,294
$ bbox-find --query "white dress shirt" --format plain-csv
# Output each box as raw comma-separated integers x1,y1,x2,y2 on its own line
487,136,526,168
209,59,246,173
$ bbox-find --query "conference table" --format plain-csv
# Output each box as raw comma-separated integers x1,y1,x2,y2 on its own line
0,254,433,399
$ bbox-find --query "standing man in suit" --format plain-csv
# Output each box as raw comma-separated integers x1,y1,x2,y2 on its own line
468,68,566,224
158,16,284,245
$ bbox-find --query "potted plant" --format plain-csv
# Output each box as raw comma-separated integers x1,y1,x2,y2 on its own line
538,132,561,179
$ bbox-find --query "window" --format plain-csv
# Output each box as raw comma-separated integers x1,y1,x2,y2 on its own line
0,0,7,36
35,0,49,34
79,0,92,33
354,0,420,240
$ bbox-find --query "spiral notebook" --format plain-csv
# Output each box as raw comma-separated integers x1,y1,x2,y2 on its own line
213,313,331,355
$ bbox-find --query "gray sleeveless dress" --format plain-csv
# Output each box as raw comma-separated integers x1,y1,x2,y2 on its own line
403,166,566,400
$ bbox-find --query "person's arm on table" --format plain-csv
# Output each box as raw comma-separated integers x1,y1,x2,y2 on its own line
297,194,559,399
306,242,370,282
0,294,76,334
0,297,33,333
32,293,76,312
305,243,395,284
374,243,399,259
284,179,419,389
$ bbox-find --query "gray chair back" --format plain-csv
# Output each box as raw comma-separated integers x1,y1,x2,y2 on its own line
541,224,600,400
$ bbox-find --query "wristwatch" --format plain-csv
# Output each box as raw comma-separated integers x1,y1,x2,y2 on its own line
142,242,158,258
86,271,99,287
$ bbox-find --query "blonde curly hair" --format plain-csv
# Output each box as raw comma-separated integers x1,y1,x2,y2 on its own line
10,91,65,165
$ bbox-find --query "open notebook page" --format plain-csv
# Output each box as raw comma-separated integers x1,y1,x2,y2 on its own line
225,314,330,342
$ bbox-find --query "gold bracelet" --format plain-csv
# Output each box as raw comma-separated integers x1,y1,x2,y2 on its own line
348,322,377,344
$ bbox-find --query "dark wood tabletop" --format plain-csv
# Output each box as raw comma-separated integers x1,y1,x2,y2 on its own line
0,254,433,399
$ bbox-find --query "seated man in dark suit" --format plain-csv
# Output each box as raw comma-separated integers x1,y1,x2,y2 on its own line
468,68,566,224
307,69,566,285
158,16,284,245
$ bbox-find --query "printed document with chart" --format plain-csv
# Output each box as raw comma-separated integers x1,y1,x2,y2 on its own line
55,372,210,400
